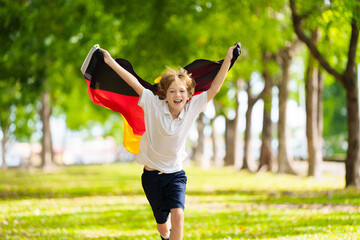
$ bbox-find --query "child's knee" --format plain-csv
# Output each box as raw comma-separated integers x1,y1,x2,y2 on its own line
157,222,169,235
170,208,184,224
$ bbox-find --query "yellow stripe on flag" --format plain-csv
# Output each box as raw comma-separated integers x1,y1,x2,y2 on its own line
122,115,141,155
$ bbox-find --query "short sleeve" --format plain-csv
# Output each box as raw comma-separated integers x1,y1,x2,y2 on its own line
138,89,155,109
188,91,208,115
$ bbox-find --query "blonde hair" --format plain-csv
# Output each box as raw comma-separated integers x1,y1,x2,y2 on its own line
157,67,196,100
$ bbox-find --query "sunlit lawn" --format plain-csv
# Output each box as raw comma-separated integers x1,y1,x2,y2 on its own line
1,162,359,239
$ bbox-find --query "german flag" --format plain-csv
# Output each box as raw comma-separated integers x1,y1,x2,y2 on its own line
81,43,241,154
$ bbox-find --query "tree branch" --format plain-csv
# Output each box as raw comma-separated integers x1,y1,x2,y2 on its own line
299,4,328,20
248,80,267,106
255,86,267,103
299,9,315,20
289,0,343,84
344,17,359,83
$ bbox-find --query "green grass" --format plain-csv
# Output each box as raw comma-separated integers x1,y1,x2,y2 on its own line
1,162,359,239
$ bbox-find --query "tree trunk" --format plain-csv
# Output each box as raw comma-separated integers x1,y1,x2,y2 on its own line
344,82,360,187
1,125,8,170
243,78,268,171
224,84,241,167
343,19,360,187
234,80,244,169
305,50,324,179
242,83,253,170
258,70,274,172
211,117,223,167
277,48,297,175
40,91,53,169
317,68,324,162
224,117,236,166
193,112,205,166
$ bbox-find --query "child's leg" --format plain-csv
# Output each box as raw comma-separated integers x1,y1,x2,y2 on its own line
157,218,171,236
169,208,184,240
142,169,171,238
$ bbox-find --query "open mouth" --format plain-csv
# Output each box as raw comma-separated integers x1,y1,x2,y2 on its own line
174,100,182,104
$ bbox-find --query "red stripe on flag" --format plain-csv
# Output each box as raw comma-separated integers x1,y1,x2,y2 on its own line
85,78,146,136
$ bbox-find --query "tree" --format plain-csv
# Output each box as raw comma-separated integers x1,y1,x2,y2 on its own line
210,115,224,167
0,1,40,168
193,113,206,165
0,82,20,169
290,0,360,187
276,42,300,175
305,30,324,178
220,0,299,174
242,79,265,171
258,52,275,172
224,100,239,166
231,0,299,174
12,0,121,168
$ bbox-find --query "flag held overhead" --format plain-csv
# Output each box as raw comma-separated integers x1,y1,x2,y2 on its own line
81,43,241,154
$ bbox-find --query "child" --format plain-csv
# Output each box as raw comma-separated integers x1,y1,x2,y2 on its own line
101,43,239,240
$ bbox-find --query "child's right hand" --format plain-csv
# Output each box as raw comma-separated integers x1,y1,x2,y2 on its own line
100,48,112,65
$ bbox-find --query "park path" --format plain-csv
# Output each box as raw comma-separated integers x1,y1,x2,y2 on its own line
293,160,345,177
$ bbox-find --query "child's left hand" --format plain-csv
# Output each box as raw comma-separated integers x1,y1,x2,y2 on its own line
100,48,113,65
226,42,241,61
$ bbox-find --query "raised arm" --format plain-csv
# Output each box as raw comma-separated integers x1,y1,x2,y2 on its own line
206,43,240,102
101,48,144,96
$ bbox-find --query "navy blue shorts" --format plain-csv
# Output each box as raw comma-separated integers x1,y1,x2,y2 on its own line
141,168,187,224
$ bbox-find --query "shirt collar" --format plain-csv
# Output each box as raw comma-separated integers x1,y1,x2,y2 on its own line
163,102,185,120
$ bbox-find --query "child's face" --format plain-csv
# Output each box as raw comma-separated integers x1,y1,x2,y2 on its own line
165,79,190,114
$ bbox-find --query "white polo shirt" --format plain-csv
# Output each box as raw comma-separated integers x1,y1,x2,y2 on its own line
136,89,208,173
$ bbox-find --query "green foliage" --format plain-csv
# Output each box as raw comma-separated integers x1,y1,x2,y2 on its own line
323,78,347,138
295,0,360,74
0,81,36,143
0,0,358,158
322,76,347,158
0,0,126,142
1,163,359,239
0,1,42,142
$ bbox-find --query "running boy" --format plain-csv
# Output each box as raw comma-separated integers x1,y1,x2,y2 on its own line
100,43,239,240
